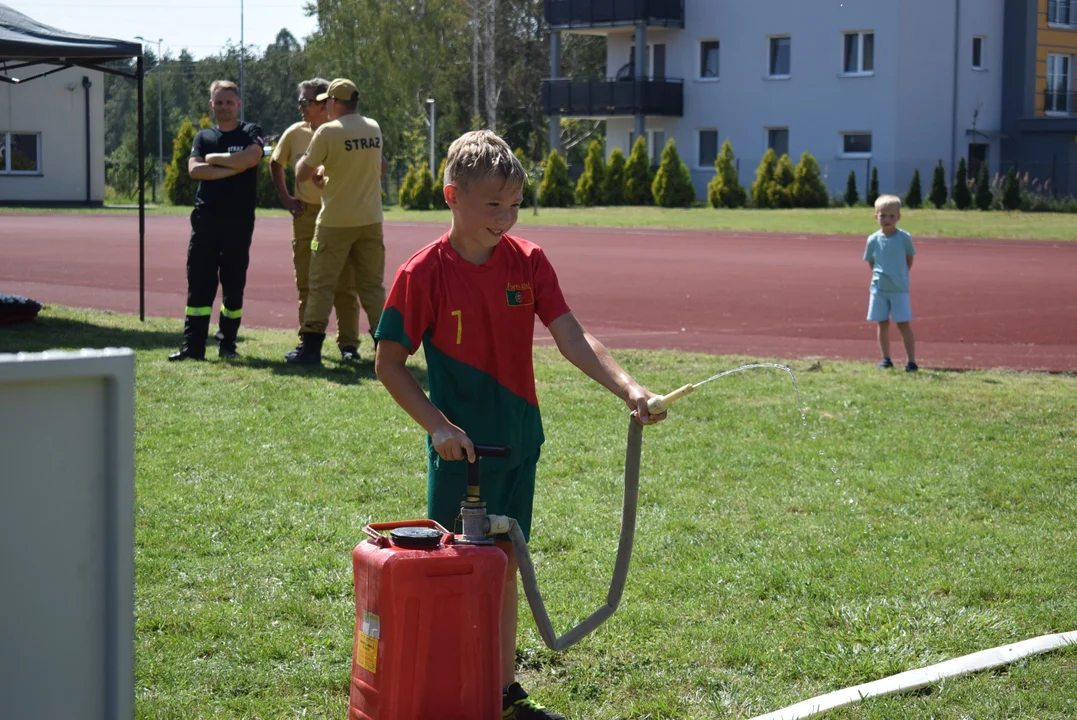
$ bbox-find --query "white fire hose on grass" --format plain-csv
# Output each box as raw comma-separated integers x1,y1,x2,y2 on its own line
749,630,1077,719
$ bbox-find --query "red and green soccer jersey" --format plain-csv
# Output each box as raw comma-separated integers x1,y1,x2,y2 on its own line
375,233,571,473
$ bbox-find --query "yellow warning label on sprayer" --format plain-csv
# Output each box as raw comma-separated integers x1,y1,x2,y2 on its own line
355,610,379,673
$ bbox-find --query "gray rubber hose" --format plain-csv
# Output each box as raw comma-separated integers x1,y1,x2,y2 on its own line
505,416,643,651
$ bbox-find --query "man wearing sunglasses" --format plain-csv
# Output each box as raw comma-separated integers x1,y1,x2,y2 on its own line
271,78,362,362
288,78,388,366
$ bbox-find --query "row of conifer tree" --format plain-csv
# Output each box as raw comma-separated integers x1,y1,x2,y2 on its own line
397,135,1024,211
156,115,1025,212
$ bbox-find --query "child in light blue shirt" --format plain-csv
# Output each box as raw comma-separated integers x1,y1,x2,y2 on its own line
864,194,918,371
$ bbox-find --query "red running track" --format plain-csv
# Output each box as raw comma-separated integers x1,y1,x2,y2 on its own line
1,213,1075,371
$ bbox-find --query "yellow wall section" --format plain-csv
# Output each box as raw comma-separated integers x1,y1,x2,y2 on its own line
1035,0,1077,115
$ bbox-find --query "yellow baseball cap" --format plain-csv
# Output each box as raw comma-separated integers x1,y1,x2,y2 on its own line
316,78,359,102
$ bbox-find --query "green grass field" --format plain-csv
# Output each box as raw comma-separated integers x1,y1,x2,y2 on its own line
5,307,1077,719
3,204,1076,242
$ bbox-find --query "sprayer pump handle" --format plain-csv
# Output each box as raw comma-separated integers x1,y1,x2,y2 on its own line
472,444,511,460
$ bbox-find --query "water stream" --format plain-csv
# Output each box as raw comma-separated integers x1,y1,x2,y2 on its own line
691,363,836,472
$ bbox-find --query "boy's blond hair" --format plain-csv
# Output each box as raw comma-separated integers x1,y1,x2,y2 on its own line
874,194,902,213
444,130,526,191
209,80,239,97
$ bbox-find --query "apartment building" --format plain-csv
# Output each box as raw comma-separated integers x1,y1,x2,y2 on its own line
1001,0,1077,196
543,0,1006,200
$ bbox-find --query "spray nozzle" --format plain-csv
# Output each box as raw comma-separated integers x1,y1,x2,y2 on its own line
645,383,695,415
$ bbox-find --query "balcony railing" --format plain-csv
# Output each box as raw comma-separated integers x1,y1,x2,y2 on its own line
1044,89,1076,114
545,0,685,30
542,77,684,117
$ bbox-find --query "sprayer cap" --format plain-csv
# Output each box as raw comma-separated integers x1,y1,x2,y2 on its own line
389,526,442,549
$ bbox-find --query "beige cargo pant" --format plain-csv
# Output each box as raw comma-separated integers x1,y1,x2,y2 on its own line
301,222,385,346
293,202,359,349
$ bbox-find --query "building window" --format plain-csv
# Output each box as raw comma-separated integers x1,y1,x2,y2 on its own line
768,128,789,158
968,143,989,180
769,36,791,77
700,40,720,80
1048,0,1075,27
651,130,666,164
841,132,872,157
629,130,666,163
1046,54,1074,113
628,43,666,79
0,133,40,174
843,32,874,74
698,129,718,167
972,36,984,69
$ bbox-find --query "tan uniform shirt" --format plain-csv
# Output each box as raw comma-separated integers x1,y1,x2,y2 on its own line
302,114,384,228
270,121,322,205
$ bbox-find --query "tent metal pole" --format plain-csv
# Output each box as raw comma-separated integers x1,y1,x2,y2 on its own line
137,56,146,322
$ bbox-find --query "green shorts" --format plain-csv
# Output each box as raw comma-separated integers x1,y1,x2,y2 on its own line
428,451,540,542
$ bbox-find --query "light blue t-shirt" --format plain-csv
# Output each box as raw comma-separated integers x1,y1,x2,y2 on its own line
864,229,916,293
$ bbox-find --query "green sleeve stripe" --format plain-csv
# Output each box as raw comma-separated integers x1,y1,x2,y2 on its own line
220,306,243,319
185,306,213,317
373,306,415,352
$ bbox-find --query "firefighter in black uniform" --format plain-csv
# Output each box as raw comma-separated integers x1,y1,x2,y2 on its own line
169,79,265,361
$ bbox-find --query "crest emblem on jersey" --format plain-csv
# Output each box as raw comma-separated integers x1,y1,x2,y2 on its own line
505,284,533,306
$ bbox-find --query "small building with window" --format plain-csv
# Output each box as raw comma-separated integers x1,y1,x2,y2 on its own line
0,66,104,204
544,0,1005,199
0,6,115,205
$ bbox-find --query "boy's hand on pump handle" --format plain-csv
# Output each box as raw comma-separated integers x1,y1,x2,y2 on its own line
432,423,477,464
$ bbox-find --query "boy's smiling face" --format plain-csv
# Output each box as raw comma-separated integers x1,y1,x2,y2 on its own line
876,206,900,234
446,176,523,259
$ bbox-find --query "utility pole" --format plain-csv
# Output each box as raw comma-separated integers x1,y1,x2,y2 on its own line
239,0,245,121
472,0,479,122
427,98,436,175
136,36,164,203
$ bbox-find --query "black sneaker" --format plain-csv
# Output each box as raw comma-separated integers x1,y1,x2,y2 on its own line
502,682,564,720
218,345,240,360
340,346,360,362
168,345,205,362
905,361,919,372
877,357,894,369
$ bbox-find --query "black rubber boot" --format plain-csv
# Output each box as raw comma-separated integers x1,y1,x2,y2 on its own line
168,345,205,361
217,315,241,358
286,332,325,366
171,315,209,361
284,332,304,361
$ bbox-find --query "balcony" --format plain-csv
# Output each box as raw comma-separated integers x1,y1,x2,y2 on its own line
545,0,685,31
1044,89,1075,115
542,77,684,117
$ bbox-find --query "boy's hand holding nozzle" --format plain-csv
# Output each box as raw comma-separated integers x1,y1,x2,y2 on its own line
645,383,695,415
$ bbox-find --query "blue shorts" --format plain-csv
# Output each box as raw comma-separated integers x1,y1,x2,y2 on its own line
867,287,912,323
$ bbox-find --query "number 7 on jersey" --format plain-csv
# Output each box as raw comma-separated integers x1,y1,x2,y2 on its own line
451,310,462,344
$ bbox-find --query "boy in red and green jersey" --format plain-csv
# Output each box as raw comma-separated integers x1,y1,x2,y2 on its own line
376,232,568,478
374,130,666,720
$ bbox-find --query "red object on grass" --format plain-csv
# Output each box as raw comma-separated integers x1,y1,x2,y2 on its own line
350,520,506,720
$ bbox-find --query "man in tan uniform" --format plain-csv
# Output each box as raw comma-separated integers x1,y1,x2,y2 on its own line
270,77,361,362
288,78,387,366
